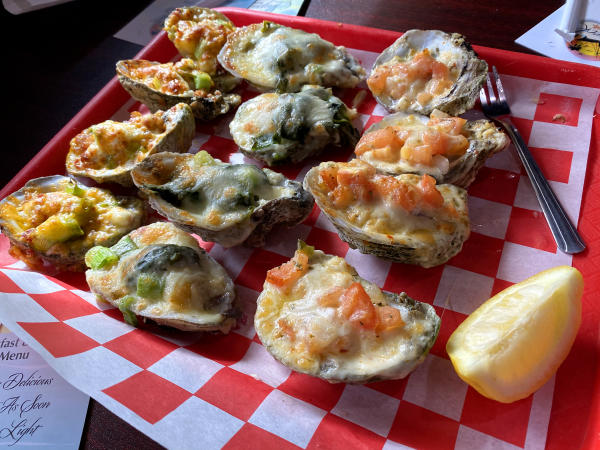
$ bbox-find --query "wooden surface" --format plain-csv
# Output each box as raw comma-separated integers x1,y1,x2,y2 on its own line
2,0,566,448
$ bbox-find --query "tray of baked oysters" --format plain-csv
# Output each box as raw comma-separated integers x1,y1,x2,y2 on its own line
0,7,511,385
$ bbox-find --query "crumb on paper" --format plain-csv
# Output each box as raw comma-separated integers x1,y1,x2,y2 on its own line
249,373,262,381
337,22,343,28
553,114,566,123
532,95,545,105
352,90,367,109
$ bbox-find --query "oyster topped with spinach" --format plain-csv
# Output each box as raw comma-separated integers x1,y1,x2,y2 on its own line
230,86,360,165
131,151,314,247
85,221,237,332
218,21,366,92
66,103,195,186
116,58,241,121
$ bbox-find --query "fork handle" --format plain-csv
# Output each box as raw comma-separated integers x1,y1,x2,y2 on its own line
498,118,586,254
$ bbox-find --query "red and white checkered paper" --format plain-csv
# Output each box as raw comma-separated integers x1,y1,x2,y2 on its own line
1,9,599,450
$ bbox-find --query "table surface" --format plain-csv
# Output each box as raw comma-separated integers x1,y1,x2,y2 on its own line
2,0,565,447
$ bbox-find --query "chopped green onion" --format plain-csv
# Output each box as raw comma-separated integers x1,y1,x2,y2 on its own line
136,273,164,299
111,236,137,257
192,71,213,90
118,296,138,326
85,246,118,270
194,150,216,166
65,180,85,197
297,240,315,257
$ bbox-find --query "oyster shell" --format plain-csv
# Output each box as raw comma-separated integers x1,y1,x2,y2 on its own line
304,160,470,268
355,110,508,188
368,30,487,115
66,103,195,186
0,176,145,272
255,242,441,383
218,21,366,92
85,222,237,332
230,86,360,165
116,59,241,121
131,151,314,247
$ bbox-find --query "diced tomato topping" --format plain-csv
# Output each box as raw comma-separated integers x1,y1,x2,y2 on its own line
317,286,345,307
376,306,405,332
318,165,339,191
329,184,355,208
266,250,309,290
338,282,378,329
355,127,404,156
417,174,444,208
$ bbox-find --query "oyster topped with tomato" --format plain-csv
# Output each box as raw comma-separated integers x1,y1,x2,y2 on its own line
218,21,366,92
131,151,314,247
368,30,487,115
255,242,441,383
304,160,469,267
230,86,359,165
0,176,145,271
85,222,237,332
355,110,508,188
116,58,241,121
66,103,195,186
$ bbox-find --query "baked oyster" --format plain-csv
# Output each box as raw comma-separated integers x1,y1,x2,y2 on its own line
355,109,508,188
163,6,240,93
66,103,195,186
368,30,487,115
85,222,237,332
230,86,360,165
218,21,366,92
131,151,314,247
116,59,241,121
0,176,145,271
255,242,440,383
304,160,469,268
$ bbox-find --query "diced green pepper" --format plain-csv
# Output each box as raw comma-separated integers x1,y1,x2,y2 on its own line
118,296,138,326
65,180,85,197
85,246,118,270
193,71,213,90
111,236,137,257
136,272,164,299
194,150,216,166
297,240,315,257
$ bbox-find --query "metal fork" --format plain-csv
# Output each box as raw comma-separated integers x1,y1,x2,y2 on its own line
480,66,585,254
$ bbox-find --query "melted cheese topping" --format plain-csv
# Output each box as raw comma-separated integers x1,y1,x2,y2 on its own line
67,111,166,172
255,249,437,380
368,49,459,111
0,178,143,255
219,22,365,92
355,112,469,177
164,7,234,75
86,222,234,327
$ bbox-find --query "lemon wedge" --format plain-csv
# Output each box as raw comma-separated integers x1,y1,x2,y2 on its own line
446,265,583,403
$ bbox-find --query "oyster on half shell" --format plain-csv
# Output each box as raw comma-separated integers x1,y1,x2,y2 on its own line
85,222,237,333
66,103,195,186
368,30,487,116
131,151,314,247
0,176,145,272
218,21,366,92
304,160,470,268
116,59,241,121
255,242,441,383
355,110,508,188
230,86,360,166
